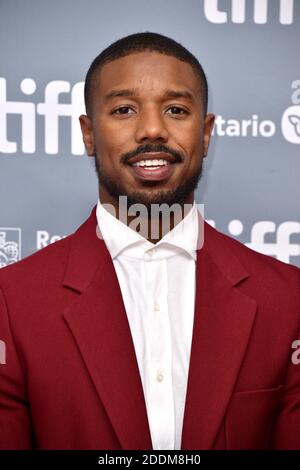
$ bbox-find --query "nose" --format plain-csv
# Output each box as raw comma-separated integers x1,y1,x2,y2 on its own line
134,105,169,143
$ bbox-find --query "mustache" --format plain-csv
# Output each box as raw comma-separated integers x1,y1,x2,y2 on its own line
121,143,183,164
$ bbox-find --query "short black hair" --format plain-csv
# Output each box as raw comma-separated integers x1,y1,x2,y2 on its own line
84,31,208,116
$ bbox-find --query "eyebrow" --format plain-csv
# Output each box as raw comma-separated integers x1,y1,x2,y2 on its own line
103,88,195,103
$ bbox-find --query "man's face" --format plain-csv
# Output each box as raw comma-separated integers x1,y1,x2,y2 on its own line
80,51,215,208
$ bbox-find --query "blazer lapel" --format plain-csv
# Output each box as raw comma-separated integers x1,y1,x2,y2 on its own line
181,221,257,449
62,206,152,450
61,205,257,450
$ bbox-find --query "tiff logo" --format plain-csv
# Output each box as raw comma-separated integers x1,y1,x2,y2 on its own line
209,219,300,264
204,0,295,24
0,78,85,155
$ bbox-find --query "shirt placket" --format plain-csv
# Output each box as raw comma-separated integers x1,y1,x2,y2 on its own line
144,248,175,450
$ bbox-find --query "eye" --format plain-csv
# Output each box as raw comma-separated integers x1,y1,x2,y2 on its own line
166,106,188,115
111,106,135,115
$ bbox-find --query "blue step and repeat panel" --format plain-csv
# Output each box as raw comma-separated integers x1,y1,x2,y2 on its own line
0,0,299,268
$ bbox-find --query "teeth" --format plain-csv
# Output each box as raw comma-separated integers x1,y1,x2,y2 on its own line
132,159,170,167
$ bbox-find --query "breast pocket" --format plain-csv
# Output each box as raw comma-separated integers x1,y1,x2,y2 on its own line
225,384,283,449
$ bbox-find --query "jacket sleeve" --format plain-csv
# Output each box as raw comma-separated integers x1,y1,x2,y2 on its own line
270,269,300,449
0,285,33,449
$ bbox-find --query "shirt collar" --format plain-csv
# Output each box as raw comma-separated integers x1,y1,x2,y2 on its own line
96,198,199,261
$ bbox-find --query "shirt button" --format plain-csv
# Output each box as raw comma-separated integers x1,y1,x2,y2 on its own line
154,303,160,311
156,370,164,382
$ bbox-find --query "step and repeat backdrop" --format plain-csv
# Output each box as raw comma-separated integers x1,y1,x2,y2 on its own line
0,0,299,268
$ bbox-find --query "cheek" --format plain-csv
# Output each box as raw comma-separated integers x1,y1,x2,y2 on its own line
189,131,204,160
97,115,133,140
181,134,203,166
174,118,203,154
94,123,130,167
183,140,204,175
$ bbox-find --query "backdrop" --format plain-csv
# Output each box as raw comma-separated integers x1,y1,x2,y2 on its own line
1,0,299,268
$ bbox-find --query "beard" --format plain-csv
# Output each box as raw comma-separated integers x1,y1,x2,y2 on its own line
93,156,203,211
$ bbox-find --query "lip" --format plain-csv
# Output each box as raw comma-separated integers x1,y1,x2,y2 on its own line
128,161,177,181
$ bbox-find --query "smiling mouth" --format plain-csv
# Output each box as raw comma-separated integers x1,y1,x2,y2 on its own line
127,158,179,182
131,158,172,170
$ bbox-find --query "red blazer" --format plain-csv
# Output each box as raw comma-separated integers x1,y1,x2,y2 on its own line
0,205,299,450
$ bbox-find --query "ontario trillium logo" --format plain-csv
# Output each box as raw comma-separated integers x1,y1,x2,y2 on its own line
0,229,21,268
289,114,300,137
281,105,300,144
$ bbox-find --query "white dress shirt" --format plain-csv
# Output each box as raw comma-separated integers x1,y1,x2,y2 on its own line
96,198,199,450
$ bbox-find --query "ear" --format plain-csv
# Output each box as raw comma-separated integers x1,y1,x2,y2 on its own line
203,113,215,157
79,115,95,157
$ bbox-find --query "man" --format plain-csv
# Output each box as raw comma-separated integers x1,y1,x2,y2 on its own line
0,31,299,450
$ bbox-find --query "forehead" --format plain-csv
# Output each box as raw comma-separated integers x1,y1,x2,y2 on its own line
95,51,201,100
